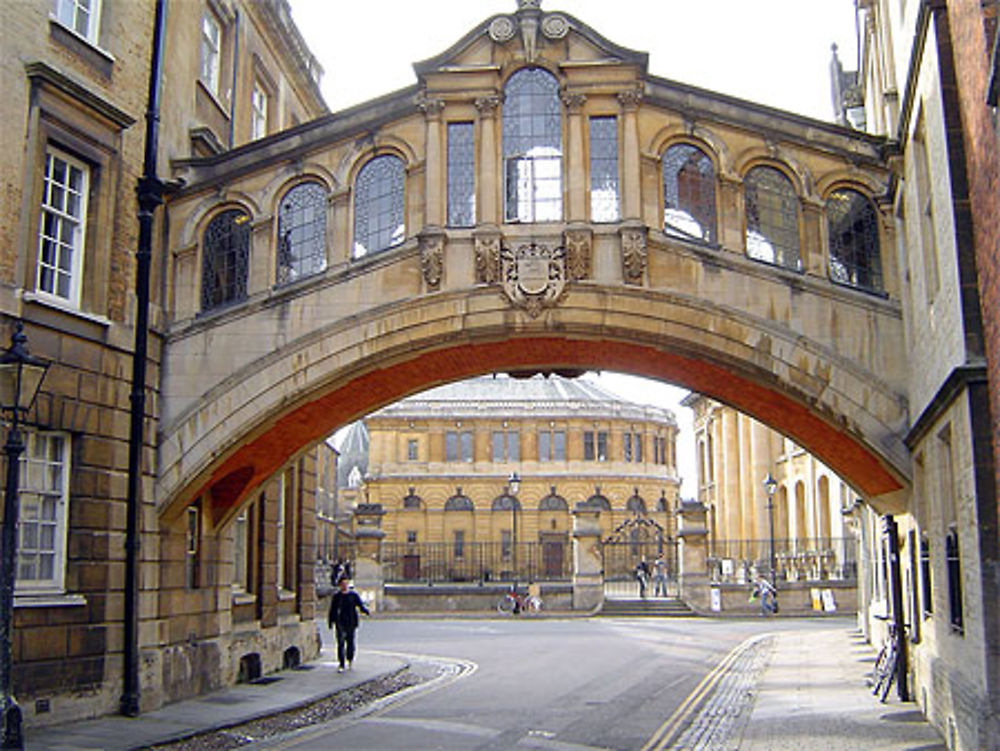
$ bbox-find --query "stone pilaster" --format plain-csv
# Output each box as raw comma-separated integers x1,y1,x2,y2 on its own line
572,504,604,611
418,94,446,227
678,499,710,612
562,91,587,222
475,94,501,225
618,88,643,221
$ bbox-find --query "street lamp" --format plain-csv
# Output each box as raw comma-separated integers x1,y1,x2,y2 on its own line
763,473,778,588
508,472,520,584
0,322,49,750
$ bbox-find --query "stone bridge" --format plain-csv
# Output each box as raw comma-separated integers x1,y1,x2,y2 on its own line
158,3,905,526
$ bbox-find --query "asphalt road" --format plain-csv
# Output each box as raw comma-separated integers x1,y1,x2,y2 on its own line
250,616,845,751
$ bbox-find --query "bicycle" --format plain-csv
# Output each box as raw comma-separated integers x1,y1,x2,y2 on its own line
497,587,542,615
869,620,901,702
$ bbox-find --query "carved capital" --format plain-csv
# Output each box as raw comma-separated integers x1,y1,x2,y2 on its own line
563,227,592,281
474,228,502,284
418,229,446,290
619,225,648,285
416,93,446,118
560,89,587,112
617,88,644,111
475,94,502,117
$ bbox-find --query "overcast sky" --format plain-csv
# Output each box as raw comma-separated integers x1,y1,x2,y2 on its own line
296,0,860,495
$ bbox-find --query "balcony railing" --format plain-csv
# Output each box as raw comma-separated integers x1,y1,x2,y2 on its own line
707,537,856,584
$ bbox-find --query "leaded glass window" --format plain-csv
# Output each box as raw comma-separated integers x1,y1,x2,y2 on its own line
744,166,801,270
277,182,327,285
447,122,475,227
663,144,716,242
202,209,250,311
826,188,882,292
503,68,563,222
589,116,619,222
353,155,405,257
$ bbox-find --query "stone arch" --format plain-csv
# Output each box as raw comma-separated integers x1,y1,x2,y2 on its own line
539,488,568,511
492,494,522,511
444,489,474,512
733,148,811,199
179,196,258,253
266,171,336,219
157,285,909,526
648,125,730,178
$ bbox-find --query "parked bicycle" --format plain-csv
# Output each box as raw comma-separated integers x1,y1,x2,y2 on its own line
869,619,902,702
497,586,542,615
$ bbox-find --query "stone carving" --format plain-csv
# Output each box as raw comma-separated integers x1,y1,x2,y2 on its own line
542,13,569,39
419,232,445,289
620,227,647,284
521,14,539,61
489,16,516,43
617,88,644,111
475,94,502,115
415,92,445,117
560,90,587,111
500,242,568,317
563,228,592,281
517,0,542,9
475,233,501,284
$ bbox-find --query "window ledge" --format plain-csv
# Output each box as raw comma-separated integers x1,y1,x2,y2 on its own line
277,588,297,602
15,592,87,609
48,17,116,64
231,589,256,606
22,291,112,328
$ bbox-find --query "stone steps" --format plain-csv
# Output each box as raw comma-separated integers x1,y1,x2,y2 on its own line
599,597,693,617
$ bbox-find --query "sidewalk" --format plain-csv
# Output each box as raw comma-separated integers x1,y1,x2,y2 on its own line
28,649,407,751
738,626,945,750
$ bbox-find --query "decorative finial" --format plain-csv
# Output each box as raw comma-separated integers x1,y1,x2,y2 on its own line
517,0,542,9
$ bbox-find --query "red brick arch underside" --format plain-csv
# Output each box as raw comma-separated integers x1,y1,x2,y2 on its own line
191,336,904,526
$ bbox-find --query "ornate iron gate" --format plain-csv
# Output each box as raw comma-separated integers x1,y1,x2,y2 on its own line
602,515,678,599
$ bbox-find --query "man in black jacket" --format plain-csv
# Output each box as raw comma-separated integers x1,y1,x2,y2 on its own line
327,576,370,672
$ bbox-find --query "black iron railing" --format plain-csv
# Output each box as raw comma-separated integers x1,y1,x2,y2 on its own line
382,541,572,583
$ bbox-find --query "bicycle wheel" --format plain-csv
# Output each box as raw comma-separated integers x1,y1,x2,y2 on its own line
497,595,516,615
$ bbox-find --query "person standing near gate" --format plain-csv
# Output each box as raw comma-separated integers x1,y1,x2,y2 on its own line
328,576,370,672
652,555,668,597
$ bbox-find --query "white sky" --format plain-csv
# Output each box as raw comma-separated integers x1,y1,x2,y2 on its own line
299,0,860,495
291,0,858,119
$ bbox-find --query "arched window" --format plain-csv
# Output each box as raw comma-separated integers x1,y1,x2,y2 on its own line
353,155,405,257
277,181,327,285
402,488,422,510
744,166,801,270
503,68,562,222
626,491,647,515
539,487,568,511
826,188,882,292
202,208,251,311
492,494,522,511
583,490,611,511
444,490,474,512
663,144,716,242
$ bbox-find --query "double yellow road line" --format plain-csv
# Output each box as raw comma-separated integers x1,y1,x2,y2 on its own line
640,633,772,751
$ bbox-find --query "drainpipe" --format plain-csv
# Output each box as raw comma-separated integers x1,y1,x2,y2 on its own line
121,0,167,718
884,515,910,701
228,9,240,148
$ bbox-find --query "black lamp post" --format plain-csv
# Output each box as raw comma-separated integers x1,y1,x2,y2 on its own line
508,472,520,584
763,473,778,588
0,322,49,750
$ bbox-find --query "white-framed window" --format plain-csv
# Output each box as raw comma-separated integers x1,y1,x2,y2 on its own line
16,432,70,595
251,81,268,140
200,10,222,96
53,0,101,44
38,147,88,306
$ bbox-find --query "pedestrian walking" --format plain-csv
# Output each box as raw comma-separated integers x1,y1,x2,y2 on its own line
635,558,651,598
652,555,668,597
327,576,370,672
750,575,778,616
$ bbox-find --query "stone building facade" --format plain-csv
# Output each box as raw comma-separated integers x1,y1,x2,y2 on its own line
359,375,680,584
852,1,1000,748
0,0,327,727
683,394,856,579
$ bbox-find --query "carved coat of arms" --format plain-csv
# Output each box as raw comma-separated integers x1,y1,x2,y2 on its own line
499,242,567,317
